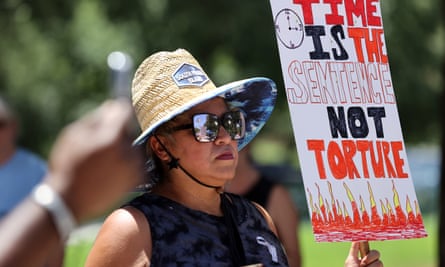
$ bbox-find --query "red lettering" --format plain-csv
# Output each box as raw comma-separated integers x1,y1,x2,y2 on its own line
306,139,408,179
391,141,408,178
287,60,309,104
344,0,366,26
370,141,385,177
303,62,322,103
365,28,380,62
294,0,383,27
365,28,387,63
293,0,320,25
342,140,360,178
366,0,382,26
373,28,387,63
327,141,347,179
347,28,366,63
356,140,370,177
382,141,396,177
324,0,344,25
348,28,387,63
307,139,327,178
378,63,395,103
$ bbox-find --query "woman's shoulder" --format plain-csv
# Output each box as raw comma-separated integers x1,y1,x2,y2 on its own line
100,206,149,238
85,207,151,266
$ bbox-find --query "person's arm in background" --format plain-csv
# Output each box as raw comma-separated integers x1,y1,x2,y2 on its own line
267,184,302,267
0,100,143,267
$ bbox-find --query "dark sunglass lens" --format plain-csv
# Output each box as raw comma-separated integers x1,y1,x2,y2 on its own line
223,110,245,140
193,114,219,142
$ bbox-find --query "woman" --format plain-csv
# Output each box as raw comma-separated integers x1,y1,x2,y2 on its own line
85,49,382,266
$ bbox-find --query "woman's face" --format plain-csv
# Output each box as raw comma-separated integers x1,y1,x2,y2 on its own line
164,97,239,186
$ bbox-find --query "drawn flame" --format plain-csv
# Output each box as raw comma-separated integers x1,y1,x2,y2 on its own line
308,181,426,241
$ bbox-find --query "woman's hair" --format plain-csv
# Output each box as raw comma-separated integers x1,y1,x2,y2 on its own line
142,115,185,191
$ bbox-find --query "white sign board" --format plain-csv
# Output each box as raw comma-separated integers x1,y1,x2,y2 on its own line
269,0,427,242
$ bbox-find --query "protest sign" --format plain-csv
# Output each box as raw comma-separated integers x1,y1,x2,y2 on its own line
268,0,428,242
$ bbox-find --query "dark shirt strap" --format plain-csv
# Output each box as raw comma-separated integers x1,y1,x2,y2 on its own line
244,175,276,207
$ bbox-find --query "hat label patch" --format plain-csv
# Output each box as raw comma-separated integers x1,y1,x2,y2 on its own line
172,63,209,88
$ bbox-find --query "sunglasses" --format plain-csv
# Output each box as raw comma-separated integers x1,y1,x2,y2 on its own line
172,109,246,143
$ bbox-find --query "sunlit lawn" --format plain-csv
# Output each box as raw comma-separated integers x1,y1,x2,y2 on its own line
64,214,437,267
64,241,93,267
300,214,437,267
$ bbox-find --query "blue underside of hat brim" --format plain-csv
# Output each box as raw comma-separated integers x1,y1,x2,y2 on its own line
132,77,277,151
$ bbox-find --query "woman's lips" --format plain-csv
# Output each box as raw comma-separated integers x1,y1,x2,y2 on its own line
216,152,234,160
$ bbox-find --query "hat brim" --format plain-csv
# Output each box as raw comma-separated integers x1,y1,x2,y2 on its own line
132,77,277,150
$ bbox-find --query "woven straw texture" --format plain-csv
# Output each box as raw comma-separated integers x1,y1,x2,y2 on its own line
132,49,217,135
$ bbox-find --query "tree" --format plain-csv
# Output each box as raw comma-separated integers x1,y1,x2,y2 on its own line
0,0,442,162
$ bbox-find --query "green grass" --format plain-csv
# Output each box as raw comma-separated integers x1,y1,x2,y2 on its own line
64,214,437,267
299,214,437,267
64,241,93,267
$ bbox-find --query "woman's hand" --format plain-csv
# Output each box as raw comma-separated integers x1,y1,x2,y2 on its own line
345,242,383,267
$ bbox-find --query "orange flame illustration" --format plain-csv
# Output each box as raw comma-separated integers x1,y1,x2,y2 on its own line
308,181,427,242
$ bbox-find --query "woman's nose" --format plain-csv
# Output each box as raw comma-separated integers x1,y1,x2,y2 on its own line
214,125,232,145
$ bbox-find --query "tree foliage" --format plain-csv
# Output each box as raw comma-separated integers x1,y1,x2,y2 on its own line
0,0,442,160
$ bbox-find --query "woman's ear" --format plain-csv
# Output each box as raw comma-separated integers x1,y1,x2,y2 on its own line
149,136,170,161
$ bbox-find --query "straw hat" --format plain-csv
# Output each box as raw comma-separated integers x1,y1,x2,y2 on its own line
132,48,277,150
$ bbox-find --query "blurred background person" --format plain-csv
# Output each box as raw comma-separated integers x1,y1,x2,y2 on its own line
0,95,64,267
0,99,143,267
225,143,302,267
0,95,47,219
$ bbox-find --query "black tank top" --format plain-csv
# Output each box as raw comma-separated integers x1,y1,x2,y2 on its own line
244,175,276,207
127,192,289,266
